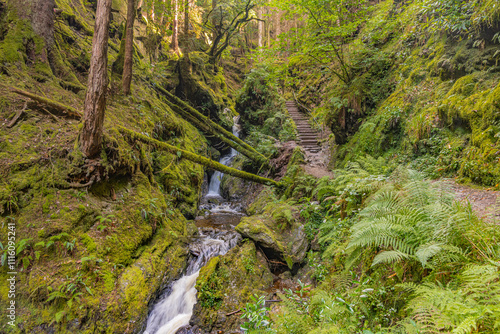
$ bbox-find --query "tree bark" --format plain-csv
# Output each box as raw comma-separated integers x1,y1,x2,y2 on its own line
183,0,189,36
122,0,136,95
171,0,180,53
81,0,112,158
257,7,263,48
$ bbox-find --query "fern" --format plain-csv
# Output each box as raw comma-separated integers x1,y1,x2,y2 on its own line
407,265,500,333
346,175,498,271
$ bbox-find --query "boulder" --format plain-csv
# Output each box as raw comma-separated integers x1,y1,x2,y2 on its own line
235,203,309,268
191,241,273,333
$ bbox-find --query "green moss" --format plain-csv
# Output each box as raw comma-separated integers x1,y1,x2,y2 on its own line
193,241,273,332
80,234,96,252
197,256,224,309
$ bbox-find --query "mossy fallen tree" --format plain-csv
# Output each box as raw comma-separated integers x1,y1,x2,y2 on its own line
153,84,268,165
161,97,269,168
7,86,82,118
118,125,280,187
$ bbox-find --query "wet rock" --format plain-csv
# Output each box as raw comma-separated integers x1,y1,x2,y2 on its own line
235,203,309,268
191,241,273,333
279,271,293,280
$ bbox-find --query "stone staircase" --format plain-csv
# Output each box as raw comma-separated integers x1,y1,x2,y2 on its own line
285,101,322,153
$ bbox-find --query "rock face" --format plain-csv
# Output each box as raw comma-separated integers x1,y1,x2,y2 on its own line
235,203,309,268
191,241,273,333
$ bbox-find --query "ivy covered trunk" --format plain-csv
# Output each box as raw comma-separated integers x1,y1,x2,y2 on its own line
81,0,112,157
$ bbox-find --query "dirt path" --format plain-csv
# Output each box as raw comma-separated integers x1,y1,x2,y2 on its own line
440,179,500,223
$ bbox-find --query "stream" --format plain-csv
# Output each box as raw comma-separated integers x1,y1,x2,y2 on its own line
143,119,243,334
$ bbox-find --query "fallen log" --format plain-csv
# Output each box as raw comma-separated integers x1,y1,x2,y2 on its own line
161,97,268,166
118,126,281,187
153,84,268,165
8,87,82,118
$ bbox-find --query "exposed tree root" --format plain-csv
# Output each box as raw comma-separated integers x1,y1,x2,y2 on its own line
118,125,281,187
8,86,82,118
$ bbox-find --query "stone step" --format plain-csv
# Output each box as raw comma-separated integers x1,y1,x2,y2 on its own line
287,100,323,153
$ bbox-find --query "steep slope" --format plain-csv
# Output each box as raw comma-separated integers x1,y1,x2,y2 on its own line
291,0,500,188
0,0,243,332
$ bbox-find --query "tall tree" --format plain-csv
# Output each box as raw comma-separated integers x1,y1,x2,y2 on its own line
183,0,190,36
258,7,263,47
171,0,180,53
81,0,113,157
123,0,136,95
204,0,257,64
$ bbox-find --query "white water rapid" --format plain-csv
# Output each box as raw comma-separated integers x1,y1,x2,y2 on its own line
143,117,243,334
143,230,240,334
207,117,241,197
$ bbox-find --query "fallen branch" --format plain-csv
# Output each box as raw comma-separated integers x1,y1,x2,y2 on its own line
118,125,281,187
8,87,82,119
226,309,241,316
7,102,27,128
154,84,268,166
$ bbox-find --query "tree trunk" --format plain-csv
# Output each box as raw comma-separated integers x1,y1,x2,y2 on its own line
81,0,112,158
257,7,263,48
122,0,136,95
32,0,55,50
183,0,189,36
10,0,55,63
266,7,270,47
171,0,179,53
275,9,280,41
154,85,269,167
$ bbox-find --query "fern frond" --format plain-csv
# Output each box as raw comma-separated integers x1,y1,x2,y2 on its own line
372,250,412,266
415,242,444,268
452,316,476,334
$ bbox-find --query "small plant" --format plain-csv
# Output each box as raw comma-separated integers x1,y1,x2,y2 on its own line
80,256,103,271
95,214,115,232
241,294,271,332
141,198,165,231
35,233,72,257
17,238,34,270
46,271,93,323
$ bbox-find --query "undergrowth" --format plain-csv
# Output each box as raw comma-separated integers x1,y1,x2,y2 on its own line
268,155,500,333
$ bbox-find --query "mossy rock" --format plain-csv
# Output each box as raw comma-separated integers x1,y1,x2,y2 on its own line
192,241,273,333
235,203,309,267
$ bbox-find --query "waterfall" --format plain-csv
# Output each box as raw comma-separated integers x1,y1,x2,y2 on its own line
143,116,243,334
207,117,241,197
143,230,240,334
